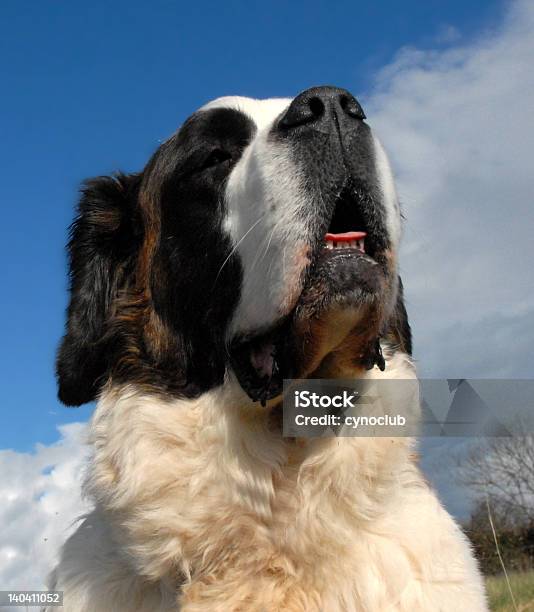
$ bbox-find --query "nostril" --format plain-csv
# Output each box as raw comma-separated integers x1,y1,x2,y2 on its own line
308,97,325,118
279,94,326,129
339,94,366,120
280,87,363,130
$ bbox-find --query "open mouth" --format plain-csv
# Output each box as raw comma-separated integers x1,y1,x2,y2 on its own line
230,184,388,405
320,184,378,259
325,230,366,251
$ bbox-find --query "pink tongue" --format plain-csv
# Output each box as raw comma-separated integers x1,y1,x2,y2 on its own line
325,231,366,242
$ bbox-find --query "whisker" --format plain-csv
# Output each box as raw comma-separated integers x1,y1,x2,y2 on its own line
212,214,266,289
249,221,276,278
260,225,276,266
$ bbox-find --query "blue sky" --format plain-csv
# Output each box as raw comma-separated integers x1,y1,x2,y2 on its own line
1,0,508,452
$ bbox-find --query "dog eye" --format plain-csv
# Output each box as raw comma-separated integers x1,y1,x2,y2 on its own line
200,149,232,171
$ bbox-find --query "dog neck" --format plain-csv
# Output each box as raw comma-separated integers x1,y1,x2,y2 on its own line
85,347,418,582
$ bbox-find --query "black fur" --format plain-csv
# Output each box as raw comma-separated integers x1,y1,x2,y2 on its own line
145,108,254,395
273,86,389,261
57,108,255,405
56,173,142,405
385,277,412,355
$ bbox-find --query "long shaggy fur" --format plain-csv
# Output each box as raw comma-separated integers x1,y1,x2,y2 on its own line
47,352,487,611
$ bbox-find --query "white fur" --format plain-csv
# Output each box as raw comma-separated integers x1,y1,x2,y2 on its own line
207,97,311,334
47,353,487,611
204,96,403,336
372,135,402,250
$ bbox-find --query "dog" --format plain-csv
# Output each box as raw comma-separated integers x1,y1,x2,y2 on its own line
47,87,488,611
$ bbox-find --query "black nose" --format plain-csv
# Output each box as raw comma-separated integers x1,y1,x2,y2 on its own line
279,86,365,130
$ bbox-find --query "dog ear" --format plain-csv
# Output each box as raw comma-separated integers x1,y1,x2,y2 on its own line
56,173,142,406
385,276,412,355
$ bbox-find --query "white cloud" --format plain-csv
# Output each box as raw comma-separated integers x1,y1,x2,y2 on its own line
362,0,534,520
364,0,534,378
0,423,92,592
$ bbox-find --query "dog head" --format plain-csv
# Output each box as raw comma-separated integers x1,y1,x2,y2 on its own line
57,86,411,406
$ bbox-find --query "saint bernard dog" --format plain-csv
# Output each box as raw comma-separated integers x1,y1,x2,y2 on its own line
47,87,487,611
